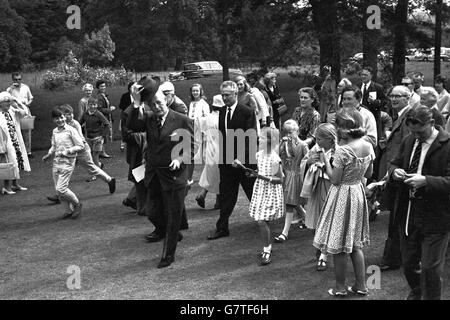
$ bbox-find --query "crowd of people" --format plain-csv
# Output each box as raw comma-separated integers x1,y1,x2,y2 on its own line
1,66,450,300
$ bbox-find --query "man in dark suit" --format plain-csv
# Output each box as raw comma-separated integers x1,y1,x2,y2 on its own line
144,90,194,268
208,81,258,240
378,85,412,271
389,106,450,300
360,67,388,140
121,79,158,216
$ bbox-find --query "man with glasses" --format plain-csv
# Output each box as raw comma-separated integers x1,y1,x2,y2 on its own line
401,76,420,107
379,85,413,272
6,72,34,158
389,105,450,300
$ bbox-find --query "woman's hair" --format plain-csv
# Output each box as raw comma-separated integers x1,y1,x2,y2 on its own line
282,119,299,134
335,109,366,140
234,75,251,92
314,123,337,143
82,83,93,92
298,87,319,110
435,74,447,90
190,83,206,101
338,78,352,87
263,72,277,86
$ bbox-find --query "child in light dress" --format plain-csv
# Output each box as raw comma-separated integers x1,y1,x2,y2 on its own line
247,127,285,265
274,119,308,243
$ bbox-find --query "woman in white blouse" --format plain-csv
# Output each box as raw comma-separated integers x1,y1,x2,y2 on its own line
188,84,210,186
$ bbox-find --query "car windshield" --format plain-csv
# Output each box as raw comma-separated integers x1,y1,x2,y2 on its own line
183,64,199,71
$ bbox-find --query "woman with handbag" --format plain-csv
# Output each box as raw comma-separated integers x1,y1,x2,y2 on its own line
263,72,287,129
291,87,321,148
0,92,28,194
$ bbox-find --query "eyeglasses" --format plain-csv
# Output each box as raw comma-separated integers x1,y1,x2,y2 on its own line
13,78,21,81
389,94,407,99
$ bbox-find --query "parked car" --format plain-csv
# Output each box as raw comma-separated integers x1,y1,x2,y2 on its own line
169,61,243,80
421,52,450,61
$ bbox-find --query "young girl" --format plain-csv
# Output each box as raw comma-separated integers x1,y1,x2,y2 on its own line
313,109,374,297
300,123,337,271
247,127,285,265
274,119,308,243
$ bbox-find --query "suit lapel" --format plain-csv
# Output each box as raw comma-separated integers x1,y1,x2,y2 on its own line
389,106,410,141
423,129,447,165
160,110,175,139
403,136,416,169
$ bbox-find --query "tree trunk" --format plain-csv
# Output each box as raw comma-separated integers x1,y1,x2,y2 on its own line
310,0,341,83
362,0,380,82
392,0,408,85
434,0,443,80
221,15,230,81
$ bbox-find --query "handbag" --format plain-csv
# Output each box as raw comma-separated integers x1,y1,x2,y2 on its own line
0,154,16,180
276,98,288,116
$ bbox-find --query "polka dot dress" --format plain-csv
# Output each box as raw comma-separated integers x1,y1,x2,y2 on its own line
249,151,285,221
313,145,374,254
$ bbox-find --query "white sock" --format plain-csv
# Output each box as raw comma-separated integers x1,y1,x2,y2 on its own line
319,253,327,261
263,245,272,253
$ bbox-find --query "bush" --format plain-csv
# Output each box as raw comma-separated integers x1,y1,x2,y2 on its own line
42,51,131,90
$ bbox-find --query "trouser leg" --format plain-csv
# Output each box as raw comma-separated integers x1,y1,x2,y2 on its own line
216,167,240,232
78,147,111,182
399,224,422,297
145,178,166,234
161,187,185,258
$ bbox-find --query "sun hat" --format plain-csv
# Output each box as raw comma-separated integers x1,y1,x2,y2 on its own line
0,91,13,103
212,94,225,108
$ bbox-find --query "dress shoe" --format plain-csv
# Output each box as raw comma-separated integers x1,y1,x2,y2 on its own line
108,178,116,194
27,153,34,159
177,232,183,242
99,153,111,159
61,211,73,219
47,195,60,204
12,185,28,191
145,231,164,243
71,203,82,219
213,202,221,210
207,230,229,240
122,198,137,210
1,188,15,195
380,264,400,272
195,195,205,208
406,290,421,300
157,255,175,269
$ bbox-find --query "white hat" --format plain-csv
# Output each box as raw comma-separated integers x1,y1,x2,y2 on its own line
212,94,225,108
159,81,175,93
0,91,13,103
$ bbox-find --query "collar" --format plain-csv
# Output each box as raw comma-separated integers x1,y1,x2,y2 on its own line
56,123,67,131
362,81,371,88
397,104,410,117
159,110,169,123
421,126,439,146
226,101,238,112
431,104,439,111
355,104,361,112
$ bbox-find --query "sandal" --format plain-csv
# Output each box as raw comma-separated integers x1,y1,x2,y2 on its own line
347,286,369,296
260,251,272,266
274,234,288,243
328,288,348,297
317,259,327,271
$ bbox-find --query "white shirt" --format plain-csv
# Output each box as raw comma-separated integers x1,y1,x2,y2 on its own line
405,126,439,235
397,104,410,118
410,92,420,107
160,111,169,127
225,101,238,132
250,87,270,122
7,83,33,107
356,105,378,148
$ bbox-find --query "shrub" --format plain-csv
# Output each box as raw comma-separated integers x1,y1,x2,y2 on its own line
42,51,131,90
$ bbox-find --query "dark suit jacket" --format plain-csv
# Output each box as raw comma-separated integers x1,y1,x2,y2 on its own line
97,93,113,118
119,92,132,112
219,102,257,168
361,81,387,113
144,109,194,191
388,127,450,233
121,104,150,181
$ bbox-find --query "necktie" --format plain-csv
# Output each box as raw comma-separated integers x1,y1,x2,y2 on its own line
363,84,368,99
408,140,422,174
227,107,232,129
156,117,162,135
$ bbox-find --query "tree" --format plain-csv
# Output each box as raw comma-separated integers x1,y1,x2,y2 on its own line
0,0,31,71
310,0,341,82
392,0,409,85
434,0,443,79
81,24,116,67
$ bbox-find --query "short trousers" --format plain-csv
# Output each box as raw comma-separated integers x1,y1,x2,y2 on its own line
86,136,104,152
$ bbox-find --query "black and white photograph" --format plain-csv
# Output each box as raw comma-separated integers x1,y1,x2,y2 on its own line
1,0,450,305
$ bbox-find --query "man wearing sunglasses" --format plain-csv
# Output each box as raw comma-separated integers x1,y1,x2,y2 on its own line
389,105,450,300
401,76,420,107
6,72,34,158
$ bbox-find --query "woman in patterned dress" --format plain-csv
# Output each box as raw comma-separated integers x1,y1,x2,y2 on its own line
313,109,374,297
0,92,29,194
274,119,308,243
291,87,321,148
247,127,284,266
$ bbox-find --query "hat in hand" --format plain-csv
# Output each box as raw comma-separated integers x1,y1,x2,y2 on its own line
212,94,225,108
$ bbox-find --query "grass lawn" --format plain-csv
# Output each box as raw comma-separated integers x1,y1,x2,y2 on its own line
2,140,449,300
